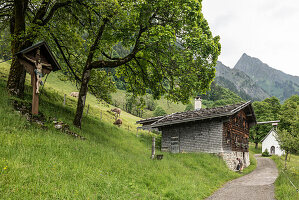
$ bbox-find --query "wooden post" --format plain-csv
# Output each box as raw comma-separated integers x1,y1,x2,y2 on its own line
63,94,66,105
151,137,155,159
86,104,89,115
32,74,39,115
100,111,102,120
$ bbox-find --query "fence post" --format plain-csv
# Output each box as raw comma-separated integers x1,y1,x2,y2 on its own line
151,137,155,159
63,94,66,106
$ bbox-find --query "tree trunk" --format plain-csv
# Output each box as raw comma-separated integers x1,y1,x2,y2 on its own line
284,151,289,169
255,142,258,149
73,68,91,128
7,0,29,97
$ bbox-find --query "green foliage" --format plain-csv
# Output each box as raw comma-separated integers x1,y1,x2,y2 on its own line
123,94,145,117
47,0,221,105
277,95,299,154
153,106,167,117
262,149,270,157
250,97,281,144
185,103,194,111
0,28,11,60
145,95,157,111
89,70,116,103
201,82,243,108
271,155,299,200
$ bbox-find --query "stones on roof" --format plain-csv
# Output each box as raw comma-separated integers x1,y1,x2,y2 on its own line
136,115,164,124
150,101,253,127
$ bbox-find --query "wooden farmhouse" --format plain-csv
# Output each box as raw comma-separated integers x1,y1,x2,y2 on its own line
261,128,284,156
137,101,257,170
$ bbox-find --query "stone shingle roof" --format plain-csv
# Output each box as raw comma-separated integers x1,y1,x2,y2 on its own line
136,116,164,124
150,101,255,127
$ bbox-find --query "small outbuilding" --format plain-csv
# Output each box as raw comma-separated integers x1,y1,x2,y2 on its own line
137,101,257,170
261,128,284,156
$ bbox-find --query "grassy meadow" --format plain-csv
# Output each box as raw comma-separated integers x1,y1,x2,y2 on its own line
271,154,299,200
0,61,256,199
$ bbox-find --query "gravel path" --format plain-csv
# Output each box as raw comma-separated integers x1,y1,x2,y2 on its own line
206,155,278,200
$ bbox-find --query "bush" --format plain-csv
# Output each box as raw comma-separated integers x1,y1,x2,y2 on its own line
184,103,193,111
153,106,167,117
262,149,271,157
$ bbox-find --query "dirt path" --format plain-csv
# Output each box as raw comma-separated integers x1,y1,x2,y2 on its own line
206,155,278,200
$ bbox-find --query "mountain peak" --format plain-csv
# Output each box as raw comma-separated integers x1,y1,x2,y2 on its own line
234,54,299,101
215,61,269,101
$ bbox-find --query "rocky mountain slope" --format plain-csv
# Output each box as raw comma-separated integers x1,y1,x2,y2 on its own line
215,61,269,101
234,53,299,101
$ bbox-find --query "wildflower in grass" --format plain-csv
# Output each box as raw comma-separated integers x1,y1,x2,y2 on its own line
3,166,7,170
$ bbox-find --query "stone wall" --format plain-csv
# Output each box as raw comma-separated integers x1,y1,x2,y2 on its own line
219,151,250,170
161,119,224,153
160,117,251,171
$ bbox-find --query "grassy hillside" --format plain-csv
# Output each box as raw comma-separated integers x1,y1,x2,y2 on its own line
271,154,299,200
0,61,255,199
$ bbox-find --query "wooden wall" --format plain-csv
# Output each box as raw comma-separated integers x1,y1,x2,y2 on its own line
223,110,249,152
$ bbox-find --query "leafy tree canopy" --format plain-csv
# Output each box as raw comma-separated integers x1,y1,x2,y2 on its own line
277,95,299,155
49,0,220,101
250,97,281,146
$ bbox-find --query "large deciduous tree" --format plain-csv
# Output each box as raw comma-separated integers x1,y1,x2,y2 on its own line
52,0,221,127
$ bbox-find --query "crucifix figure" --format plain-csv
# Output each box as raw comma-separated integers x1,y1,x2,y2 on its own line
23,48,52,93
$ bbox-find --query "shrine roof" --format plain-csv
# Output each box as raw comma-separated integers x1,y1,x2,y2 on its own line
16,41,61,71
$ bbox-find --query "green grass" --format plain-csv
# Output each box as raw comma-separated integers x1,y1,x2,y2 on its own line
271,154,299,200
0,61,256,199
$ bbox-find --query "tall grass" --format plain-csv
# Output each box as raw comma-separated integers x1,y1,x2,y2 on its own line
271,154,299,200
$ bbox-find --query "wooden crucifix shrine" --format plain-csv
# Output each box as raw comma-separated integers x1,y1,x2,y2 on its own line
16,41,61,115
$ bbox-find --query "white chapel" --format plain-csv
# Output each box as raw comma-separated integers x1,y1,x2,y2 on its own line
261,128,284,156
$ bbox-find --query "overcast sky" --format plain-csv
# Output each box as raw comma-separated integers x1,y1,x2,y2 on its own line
202,0,299,76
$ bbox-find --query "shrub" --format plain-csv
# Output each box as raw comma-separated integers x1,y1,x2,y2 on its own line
184,103,193,111
153,106,167,117
262,148,271,157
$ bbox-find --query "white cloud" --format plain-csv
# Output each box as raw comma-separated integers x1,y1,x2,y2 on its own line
202,0,299,76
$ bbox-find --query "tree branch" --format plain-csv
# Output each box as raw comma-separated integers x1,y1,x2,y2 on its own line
32,0,74,26
42,1,73,25
85,18,109,66
50,32,81,83
89,25,147,69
